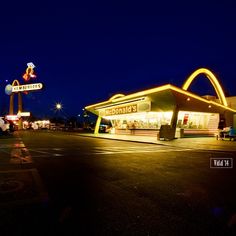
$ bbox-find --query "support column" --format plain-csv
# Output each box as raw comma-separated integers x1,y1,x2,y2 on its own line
18,92,23,130
170,105,179,139
170,105,179,130
18,92,23,113
9,94,14,115
94,116,102,134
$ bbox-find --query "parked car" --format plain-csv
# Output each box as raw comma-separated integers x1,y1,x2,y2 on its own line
7,120,15,133
0,117,10,135
99,124,111,133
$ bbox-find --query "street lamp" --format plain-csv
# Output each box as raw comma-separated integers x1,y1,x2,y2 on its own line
55,103,62,110
54,103,64,128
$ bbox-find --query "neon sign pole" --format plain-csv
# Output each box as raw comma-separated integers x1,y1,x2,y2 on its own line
8,79,22,115
5,62,43,129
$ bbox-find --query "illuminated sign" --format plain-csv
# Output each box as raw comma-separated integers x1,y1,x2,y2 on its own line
23,62,37,82
17,112,30,117
101,101,151,117
105,104,137,116
6,115,19,121
12,83,43,93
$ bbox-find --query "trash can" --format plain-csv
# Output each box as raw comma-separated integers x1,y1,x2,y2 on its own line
159,125,175,140
175,128,184,138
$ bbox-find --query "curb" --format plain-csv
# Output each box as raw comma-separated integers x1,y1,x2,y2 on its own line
74,133,173,146
73,133,236,152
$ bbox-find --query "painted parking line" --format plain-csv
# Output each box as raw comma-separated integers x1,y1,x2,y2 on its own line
0,138,32,164
28,146,193,156
10,147,32,164
0,142,25,149
27,148,65,158
24,146,187,157
91,146,193,155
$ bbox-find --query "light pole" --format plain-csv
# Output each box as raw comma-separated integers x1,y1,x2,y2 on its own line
54,102,70,129
54,103,63,128
82,108,90,128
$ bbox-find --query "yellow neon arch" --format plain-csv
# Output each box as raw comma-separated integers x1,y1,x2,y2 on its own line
12,79,20,86
109,93,125,101
182,68,228,106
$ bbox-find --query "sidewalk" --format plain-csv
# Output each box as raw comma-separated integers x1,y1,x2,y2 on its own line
76,133,236,151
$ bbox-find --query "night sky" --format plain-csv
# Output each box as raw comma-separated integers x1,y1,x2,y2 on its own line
0,1,236,118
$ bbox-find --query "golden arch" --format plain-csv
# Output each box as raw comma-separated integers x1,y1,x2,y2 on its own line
9,79,22,115
182,68,228,106
109,93,125,101
12,79,20,86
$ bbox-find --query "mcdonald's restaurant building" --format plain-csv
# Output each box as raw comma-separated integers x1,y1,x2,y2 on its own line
85,69,236,138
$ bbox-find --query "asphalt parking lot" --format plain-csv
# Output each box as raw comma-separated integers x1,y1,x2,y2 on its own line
0,131,236,235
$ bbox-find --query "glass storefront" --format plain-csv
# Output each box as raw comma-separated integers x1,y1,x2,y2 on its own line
106,111,173,130
177,111,219,129
106,111,219,130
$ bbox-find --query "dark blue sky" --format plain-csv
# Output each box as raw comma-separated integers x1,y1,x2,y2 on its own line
0,1,236,118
